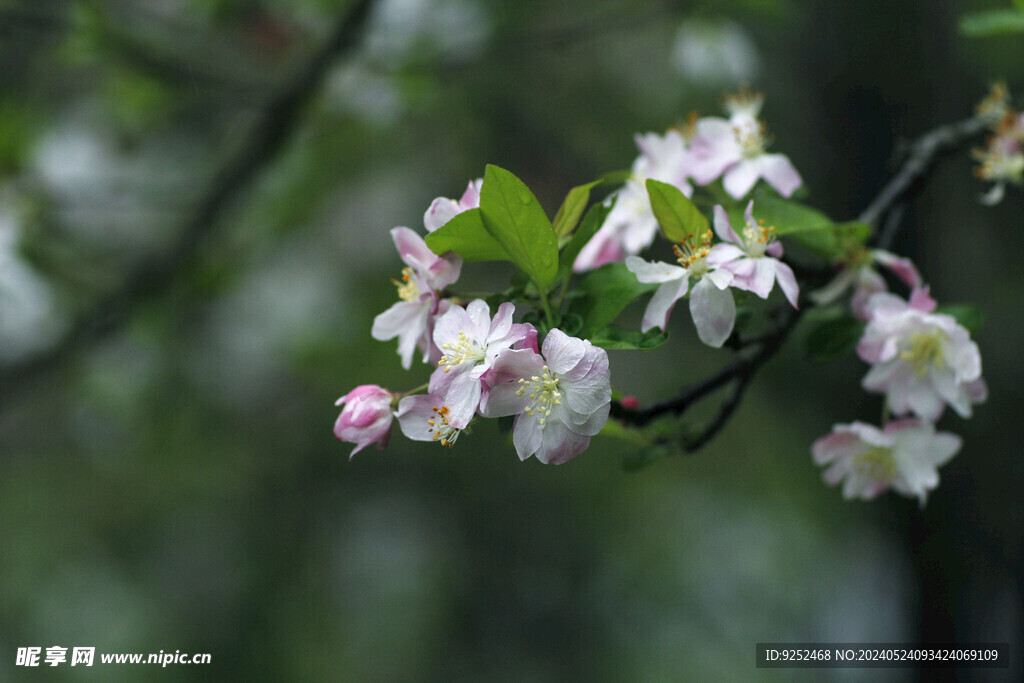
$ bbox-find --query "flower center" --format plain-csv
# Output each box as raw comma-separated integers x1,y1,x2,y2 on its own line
741,218,775,257
516,365,562,426
438,330,486,373
853,445,896,483
673,229,713,275
973,145,1024,183
392,267,420,302
733,118,767,158
900,330,947,376
426,405,460,447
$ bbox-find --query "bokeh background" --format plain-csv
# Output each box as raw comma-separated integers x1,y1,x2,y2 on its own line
1,0,1022,680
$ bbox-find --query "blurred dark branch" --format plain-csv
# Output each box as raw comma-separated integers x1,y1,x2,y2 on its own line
861,113,990,249
611,113,991,453
610,307,802,433
0,0,376,408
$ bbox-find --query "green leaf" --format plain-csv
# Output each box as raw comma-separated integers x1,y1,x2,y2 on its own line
424,208,511,262
622,443,675,472
936,304,984,334
479,165,559,290
600,168,632,186
553,180,600,238
781,221,871,261
959,9,1024,36
646,178,709,244
572,262,659,335
558,200,614,272
748,196,832,235
587,325,668,350
804,310,865,361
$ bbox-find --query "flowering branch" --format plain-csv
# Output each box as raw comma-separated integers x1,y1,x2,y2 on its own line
338,84,990,506
0,0,376,408
607,112,994,453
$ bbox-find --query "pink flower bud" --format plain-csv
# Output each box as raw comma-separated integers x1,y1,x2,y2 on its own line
334,385,395,458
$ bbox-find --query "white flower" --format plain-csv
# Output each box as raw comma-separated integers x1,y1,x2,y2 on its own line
858,288,986,420
574,130,695,271
710,202,799,308
626,230,737,348
810,248,922,321
688,90,802,199
812,419,961,505
371,227,461,368
428,299,533,429
480,329,611,464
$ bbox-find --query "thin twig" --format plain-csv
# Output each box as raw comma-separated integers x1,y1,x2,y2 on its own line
0,0,376,408
859,114,990,236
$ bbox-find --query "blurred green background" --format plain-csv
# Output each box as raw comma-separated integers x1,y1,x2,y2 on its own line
1,0,1021,679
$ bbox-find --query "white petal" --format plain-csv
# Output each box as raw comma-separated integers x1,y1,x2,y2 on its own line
690,278,736,348
625,256,686,284
723,160,760,199
642,277,689,332
758,154,802,197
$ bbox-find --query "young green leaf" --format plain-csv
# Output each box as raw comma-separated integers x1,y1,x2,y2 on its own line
587,325,668,351
804,311,865,361
937,304,984,334
646,178,708,243
571,262,659,336
479,165,559,290
748,196,832,235
424,208,511,262
553,180,600,238
959,9,1024,36
558,199,614,272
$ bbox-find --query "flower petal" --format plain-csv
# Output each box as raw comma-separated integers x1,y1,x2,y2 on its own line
690,278,736,347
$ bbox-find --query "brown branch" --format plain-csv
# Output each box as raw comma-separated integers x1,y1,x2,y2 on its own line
0,0,376,407
860,113,990,247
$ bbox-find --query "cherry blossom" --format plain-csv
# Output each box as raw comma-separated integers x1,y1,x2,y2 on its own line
710,202,799,308
395,394,464,448
480,329,611,464
810,247,922,320
626,230,737,348
428,299,534,428
858,288,987,420
423,178,482,232
973,111,1024,205
334,385,396,457
574,129,695,271
371,227,462,369
812,419,961,505
688,89,802,199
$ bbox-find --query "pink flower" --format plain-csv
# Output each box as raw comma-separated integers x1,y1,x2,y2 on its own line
858,288,987,420
334,385,395,457
810,248,922,321
625,232,737,347
710,202,799,308
574,130,695,272
428,299,534,428
812,419,961,505
423,178,482,232
371,227,462,369
688,91,802,199
480,329,611,464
